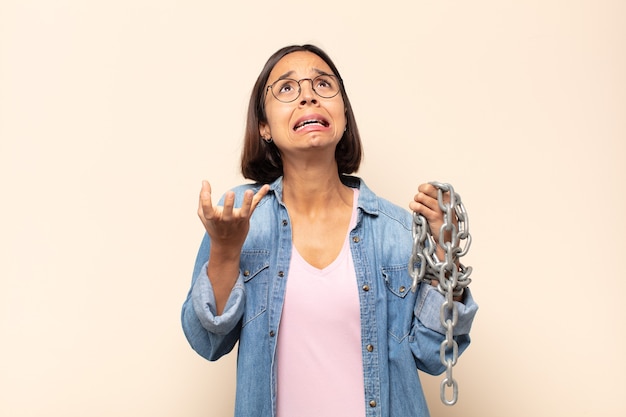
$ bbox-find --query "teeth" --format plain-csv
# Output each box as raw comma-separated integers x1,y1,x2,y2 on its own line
295,119,326,130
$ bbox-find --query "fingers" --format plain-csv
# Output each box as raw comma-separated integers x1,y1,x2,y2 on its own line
417,183,436,195
240,184,270,217
410,184,438,215
251,184,271,211
199,181,270,221
416,186,439,211
222,191,236,221
198,180,214,221
238,190,254,218
197,181,235,222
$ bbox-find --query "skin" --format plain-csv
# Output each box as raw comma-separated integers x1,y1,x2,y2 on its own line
198,51,458,315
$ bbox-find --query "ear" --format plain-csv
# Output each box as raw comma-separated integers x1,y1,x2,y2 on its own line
259,122,271,140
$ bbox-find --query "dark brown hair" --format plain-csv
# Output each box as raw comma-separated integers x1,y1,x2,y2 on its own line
241,44,363,183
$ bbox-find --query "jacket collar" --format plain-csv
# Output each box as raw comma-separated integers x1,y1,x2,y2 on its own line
266,175,380,216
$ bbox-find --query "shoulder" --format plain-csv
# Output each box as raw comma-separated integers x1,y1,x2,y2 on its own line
376,197,412,231
346,175,412,231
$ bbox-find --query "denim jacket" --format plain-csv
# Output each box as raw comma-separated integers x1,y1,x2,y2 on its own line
181,175,478,417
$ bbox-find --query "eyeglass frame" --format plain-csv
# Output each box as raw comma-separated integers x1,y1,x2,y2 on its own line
265,74,342,103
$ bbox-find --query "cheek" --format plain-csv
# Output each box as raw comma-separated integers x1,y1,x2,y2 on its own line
336,104,348,129
264,105,291,130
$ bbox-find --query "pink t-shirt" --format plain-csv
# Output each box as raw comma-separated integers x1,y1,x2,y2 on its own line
276,189,365,417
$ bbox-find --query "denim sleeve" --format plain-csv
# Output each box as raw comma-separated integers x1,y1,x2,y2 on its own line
416,285,478,336
191,262,246,335
181,233,245,361
411,285,478,375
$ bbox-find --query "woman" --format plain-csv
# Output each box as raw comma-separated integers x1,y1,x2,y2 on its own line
181,44,478,417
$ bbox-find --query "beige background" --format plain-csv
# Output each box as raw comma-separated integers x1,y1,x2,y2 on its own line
1,0,624,416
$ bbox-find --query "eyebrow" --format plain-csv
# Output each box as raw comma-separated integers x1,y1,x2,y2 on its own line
273,68,334,82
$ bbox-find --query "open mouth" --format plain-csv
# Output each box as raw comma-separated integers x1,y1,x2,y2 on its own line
293,118,330,131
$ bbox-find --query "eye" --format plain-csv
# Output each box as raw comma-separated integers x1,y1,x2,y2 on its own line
276,79,298,95
315,76,333,90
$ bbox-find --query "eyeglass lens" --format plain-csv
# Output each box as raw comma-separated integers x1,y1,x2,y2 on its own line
270,75,339,103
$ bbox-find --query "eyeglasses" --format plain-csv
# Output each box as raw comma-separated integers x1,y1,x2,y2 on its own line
266,74,341,103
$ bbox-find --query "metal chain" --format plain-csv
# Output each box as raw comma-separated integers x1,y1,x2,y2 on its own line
408,182,472,406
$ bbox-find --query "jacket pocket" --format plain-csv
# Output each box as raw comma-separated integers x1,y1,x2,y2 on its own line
382,265,414,341
241,250,270,327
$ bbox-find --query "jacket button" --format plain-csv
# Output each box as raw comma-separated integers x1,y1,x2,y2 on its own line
352,236,360,243
369,400,377,407
366,344,374,352
399,286,406,293
243,270,250,277
282,219,288,226
362,284,370,292
269,330,275,337
278,271,284,277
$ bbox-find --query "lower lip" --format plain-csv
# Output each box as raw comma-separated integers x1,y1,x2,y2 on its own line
294,124,329,133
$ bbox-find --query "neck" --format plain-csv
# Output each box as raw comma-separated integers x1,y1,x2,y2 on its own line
281,162,352,214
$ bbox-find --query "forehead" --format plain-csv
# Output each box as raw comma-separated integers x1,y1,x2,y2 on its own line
268,51,333,80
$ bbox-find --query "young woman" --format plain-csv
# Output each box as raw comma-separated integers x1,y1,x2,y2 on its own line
181,44,478,417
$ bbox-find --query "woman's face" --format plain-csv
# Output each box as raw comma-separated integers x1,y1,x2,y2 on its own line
260,51,346,159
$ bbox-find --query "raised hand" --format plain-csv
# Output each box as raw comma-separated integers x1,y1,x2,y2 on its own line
198,180,270,251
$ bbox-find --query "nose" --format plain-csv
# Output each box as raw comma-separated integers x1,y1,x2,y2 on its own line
299,79,317,105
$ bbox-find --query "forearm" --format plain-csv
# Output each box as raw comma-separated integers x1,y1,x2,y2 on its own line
207,245,242,316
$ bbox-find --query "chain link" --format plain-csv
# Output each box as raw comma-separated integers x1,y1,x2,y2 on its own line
408,182,472,406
